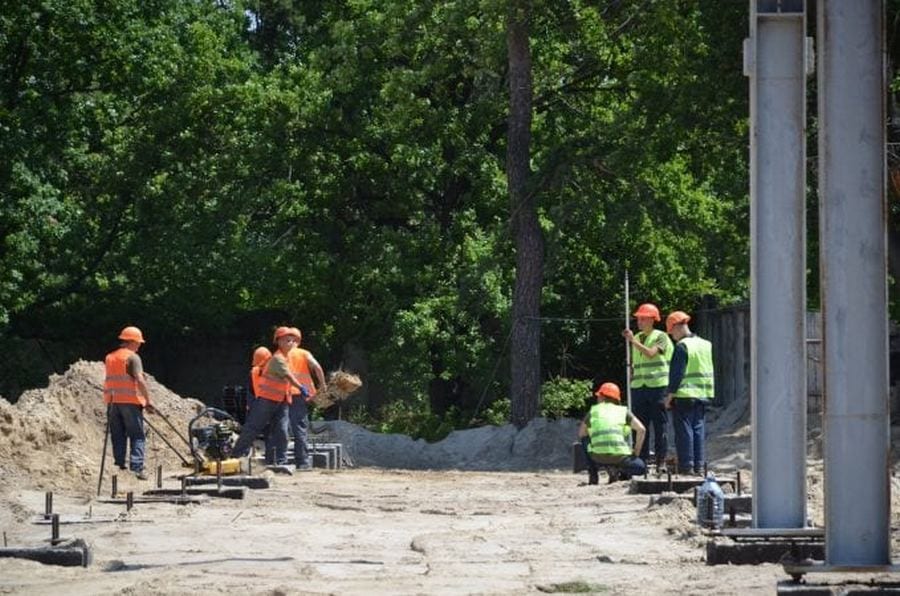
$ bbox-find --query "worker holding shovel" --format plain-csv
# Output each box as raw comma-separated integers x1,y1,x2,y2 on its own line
103,326,155,480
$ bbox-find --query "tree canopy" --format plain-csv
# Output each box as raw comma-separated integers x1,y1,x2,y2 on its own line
2,0,758,432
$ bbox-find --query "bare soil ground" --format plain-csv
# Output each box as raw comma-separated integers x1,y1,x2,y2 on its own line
1,363,899,595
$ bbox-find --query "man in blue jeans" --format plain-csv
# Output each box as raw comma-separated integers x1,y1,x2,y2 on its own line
664,311,715,476
623,302,673,471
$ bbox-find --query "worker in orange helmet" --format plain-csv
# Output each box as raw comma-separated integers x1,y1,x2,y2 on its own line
286,326,326,471
246,346,281,463
664,311,715,476
103,326,154,480
230,327,307,470
577,381,647,484
622,302,673,471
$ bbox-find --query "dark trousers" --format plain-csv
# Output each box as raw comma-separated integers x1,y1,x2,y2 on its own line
672,398,706,474
232,398,288,459
108,403,146,472
631,386,668,463
579,437,647,479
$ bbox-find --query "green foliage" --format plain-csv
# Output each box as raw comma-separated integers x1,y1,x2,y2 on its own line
480,398,511,427
540,377,592,419
1,0,759,429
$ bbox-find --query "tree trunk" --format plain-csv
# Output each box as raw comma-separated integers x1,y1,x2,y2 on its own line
506,0,543,428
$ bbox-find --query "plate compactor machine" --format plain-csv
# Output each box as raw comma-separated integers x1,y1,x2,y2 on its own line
189,407,243,475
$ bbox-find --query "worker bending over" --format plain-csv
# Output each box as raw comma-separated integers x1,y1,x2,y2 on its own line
578,382,647,484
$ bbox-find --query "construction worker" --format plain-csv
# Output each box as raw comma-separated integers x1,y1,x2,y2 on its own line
623,303,673,470
577,382,647,484
248,346,283,464
664,311,715,476
231,327,306,467
286,327,326,471
103,326,154,480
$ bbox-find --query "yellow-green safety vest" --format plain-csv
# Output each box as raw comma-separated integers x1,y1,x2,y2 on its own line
673,335,715,400
587,402,632,457
631,328,672,389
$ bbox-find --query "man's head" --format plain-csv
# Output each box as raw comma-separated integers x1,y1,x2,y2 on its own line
118,326,145,350
289,327,302,346
252,346,272,367
273,326,301,353
633,303,661,331
594,381,621,402
665,311,691,340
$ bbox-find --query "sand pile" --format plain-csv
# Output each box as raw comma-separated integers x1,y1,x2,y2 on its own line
0,360,203,497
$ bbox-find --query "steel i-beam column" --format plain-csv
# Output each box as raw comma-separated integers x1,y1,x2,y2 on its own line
745,0,809,529
818,0,891,565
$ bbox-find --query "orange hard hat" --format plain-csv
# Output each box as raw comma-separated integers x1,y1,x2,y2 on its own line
273,326,300,343
252,346,271,367
118,326,145,343
594,382,621,401
289,327,302,343
666,311,691,334
633,303,661,322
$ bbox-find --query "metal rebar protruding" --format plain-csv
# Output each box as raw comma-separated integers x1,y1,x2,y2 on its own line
111,475,118,499
50,514,60,545
2,531,6,547
44,492,53,520
666,469,673,492
736,470,742,496
181,476,187,498
156,465,163,489
126,492,134,512
703,462,708,478
248,446,253,476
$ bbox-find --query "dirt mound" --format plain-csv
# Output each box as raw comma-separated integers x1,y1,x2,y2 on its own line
0,361,203,497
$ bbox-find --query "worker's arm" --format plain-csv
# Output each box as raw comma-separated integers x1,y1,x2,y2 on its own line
128,354,154,413
664,342,688,409
623,329,663,358
628,414,646,458
577,420,589,439
306,353,326,391
270,354,308,393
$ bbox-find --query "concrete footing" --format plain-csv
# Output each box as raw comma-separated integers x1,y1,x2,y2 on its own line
707,528,825,566
0,538,92,567
144,487,247,500
184,475,271,489
631,477,735,495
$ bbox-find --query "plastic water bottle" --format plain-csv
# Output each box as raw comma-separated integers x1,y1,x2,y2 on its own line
696,473,725,529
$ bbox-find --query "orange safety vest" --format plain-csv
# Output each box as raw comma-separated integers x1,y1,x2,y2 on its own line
255,355,293,404
103,348,146,406
288,347,317,397
250,363,266,397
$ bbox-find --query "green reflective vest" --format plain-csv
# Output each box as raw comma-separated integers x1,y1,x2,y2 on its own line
631,328,673,389
673,335,715,400
587,402,631,457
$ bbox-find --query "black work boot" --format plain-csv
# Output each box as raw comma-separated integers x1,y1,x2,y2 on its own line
607,468,620,484
588,468,599,485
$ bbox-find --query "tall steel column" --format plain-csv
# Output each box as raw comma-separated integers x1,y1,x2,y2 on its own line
745,0,809,529
818,0,890,565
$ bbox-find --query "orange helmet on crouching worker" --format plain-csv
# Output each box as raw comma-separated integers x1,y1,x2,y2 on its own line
252,346,271,367
633,303,661,322
289,327,302,344
665,311,691,334
118,326,145,344
594,382,621,402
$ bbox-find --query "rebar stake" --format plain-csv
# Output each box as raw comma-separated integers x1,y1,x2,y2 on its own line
44,491,53,520
736,470,742,496
156,465,163,489
111,475,118,499
126,491,134,512
181,476,187,498
50,514,60,545
703,461,708,477
666,469,673,492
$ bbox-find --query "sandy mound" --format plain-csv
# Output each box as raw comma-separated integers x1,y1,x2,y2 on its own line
0,361,203,497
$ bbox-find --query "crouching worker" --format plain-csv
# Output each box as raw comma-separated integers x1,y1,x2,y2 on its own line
231,327,308,469
578,382,647,484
